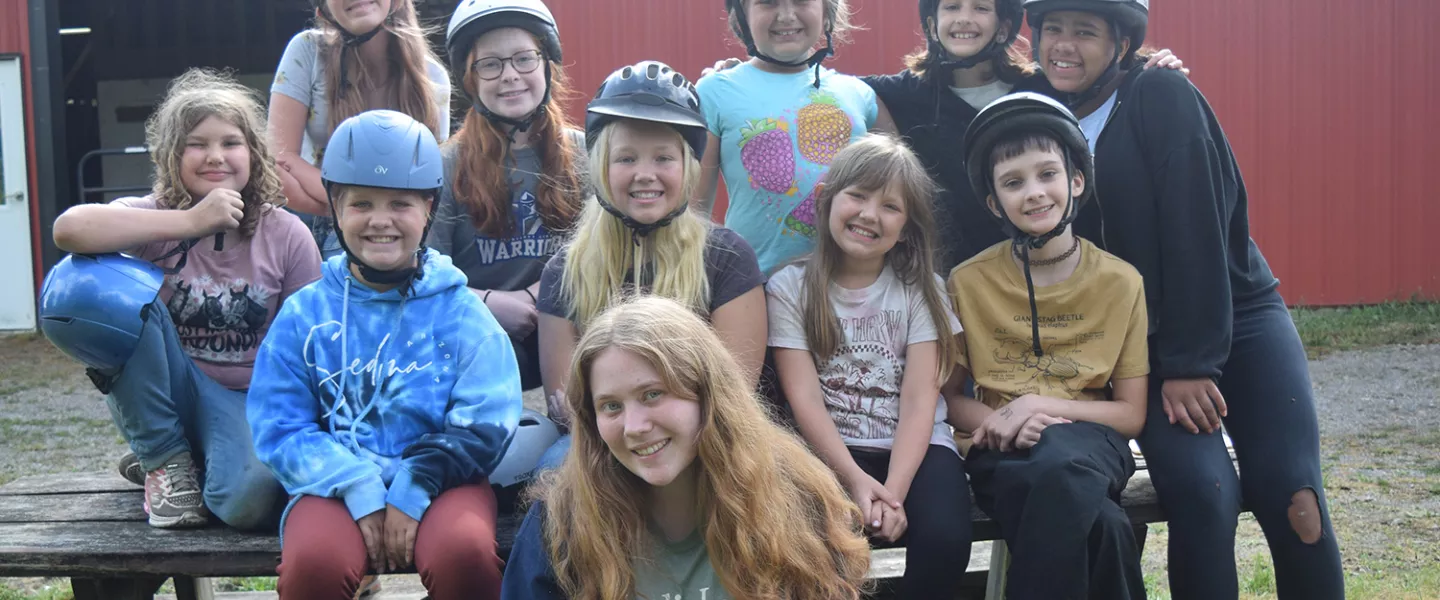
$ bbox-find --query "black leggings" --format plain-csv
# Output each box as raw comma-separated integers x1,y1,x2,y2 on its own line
511,331,541,391
850,445,972,599
1139,291,1344,599
967,422,1145,600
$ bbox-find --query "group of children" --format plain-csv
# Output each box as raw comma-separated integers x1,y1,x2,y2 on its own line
36,0,1345,599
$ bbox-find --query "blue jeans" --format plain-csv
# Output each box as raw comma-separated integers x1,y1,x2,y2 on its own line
102,301,282,531
317,227,343,260
535,434,571,472
1139,291,1344,599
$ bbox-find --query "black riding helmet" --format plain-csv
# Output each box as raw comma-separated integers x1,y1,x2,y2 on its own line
585,61,707,238
964,92,1094,357
919,0,1024,72
964,91,1094,245
725,0,836,88
445,0,563,140
1023,0,1148,108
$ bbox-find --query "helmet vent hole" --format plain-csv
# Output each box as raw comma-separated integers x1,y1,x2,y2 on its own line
646,63,661,79
621,66,633,79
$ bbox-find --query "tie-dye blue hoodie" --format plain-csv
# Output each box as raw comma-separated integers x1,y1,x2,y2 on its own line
248,249,521,525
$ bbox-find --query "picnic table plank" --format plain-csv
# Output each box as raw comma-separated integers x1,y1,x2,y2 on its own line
0,521,280,577
0,472,139,496
0,490,146,523
0,513,527,578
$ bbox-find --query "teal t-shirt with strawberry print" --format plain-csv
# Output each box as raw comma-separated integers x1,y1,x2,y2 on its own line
697,63,878,274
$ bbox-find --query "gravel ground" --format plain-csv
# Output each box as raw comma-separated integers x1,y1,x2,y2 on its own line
1,335,1436,597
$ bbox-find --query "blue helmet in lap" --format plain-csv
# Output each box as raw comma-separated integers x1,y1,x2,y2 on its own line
321,109,443,288
38,253,166,372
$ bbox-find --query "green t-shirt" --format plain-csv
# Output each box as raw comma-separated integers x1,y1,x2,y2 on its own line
633,528,730,600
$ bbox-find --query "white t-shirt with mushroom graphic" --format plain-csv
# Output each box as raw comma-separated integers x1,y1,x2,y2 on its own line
697,63,878,274
766,263,958,454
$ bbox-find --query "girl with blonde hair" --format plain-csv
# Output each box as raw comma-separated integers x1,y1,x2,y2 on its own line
533,61,767,467
503,295,871,600
268,0,451,257
50,68,321,531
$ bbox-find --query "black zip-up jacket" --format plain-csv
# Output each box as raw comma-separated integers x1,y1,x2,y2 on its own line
863,70,1043,272
1065,67,1280,381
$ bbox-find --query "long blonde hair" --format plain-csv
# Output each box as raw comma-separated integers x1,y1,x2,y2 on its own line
558,121,709,328
145,68,284,239
800,134,960,379
532,296,872,600
448,33,583,237
315,0,443,138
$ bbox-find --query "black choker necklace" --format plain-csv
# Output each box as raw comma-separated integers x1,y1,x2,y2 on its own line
1014,236,1080,266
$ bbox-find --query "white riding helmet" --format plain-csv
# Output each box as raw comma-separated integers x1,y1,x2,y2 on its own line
490,408,562,488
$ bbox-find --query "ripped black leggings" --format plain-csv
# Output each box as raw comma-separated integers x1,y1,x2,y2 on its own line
1139,291,1344,599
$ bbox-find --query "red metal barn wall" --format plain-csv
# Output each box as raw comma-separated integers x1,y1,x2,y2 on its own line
548,0,1438,306
0,0,42,294
1146,0,1440,305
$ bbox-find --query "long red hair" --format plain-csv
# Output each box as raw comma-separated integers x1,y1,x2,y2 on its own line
448,38,583,237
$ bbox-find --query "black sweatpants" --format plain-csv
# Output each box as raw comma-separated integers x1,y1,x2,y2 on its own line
850,444,972,599
1139,292,1343,599
966,421,1145,600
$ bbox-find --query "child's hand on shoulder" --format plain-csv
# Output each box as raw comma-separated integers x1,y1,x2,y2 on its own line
700,57,743,79
188,188,245,237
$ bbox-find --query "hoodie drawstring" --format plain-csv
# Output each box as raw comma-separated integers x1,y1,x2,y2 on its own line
333,276,354,450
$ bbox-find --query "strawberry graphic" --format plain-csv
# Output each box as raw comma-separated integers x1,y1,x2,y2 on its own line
784,186,818,238
797,90,852,165
739,118,799,196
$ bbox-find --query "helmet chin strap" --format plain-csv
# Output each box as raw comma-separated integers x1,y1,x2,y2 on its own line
930,20,1011,72
472,62,553,142
320,6,390,90
734,5,835,88
1034,21,1126,110
995,149,1082,358
595,195,689,243
326,186,438,294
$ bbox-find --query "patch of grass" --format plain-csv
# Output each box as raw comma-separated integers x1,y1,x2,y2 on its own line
1144,570,1170,599
215,577,277,592
0,334,83,398
1343,564,1440,599
1291,301,1440,358
0,580,71,600
1240,553,1277,595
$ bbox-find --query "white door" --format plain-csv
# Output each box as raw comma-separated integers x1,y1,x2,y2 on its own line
0,57,37,330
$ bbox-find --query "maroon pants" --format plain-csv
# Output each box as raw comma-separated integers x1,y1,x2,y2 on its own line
276,484,503,600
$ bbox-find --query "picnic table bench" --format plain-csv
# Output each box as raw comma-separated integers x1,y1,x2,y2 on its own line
0,458,1219,600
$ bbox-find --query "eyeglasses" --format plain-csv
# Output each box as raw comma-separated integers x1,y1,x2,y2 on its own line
471,49,545,81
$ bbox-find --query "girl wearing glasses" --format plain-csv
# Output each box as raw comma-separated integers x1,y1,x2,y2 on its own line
268,0,452,259
430,0,589,396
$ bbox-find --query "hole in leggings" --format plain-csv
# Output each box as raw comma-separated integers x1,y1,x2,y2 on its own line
1288,487,1323,545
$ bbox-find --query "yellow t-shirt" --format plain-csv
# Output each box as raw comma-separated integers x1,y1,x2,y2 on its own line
948,238,1149,412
